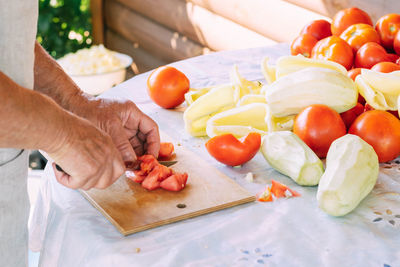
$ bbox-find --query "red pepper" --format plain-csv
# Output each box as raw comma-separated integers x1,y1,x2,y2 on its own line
205,133,261,166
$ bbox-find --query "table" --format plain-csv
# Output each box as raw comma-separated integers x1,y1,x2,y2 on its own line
29,44,400,267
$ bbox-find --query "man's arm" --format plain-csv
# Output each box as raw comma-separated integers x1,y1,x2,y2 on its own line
33,42,160,165
0,71,124,189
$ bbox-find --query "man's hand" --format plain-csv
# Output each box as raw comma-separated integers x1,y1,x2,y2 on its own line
78,99,160,168
48,113,126,190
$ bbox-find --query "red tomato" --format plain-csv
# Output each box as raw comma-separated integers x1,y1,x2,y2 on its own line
387,53,400,62
371,62,400,73
340,103,364,129
160,173,188,191
394,30,400,55
293,104,346,158
300,19,332,40
349,110,400,162
375,14,400,50
205,133,261,166
291,33,318,57
311,36,354,70
364,103,374,112
347,68,362,80
355,42,391,69
147,66,190,109
158,142,174,159
331,7,373,36
397,57,400,65
340,23,380,52
128,155,188,191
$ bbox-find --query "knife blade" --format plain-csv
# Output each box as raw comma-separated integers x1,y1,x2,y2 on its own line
158,160,178,167
55,160,177,175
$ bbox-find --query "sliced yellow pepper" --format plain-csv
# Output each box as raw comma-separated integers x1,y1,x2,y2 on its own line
237,94,267,106
183,85,236,136
185,87,212,106
361,69,400,95
355,75,398,111
230,64,263,102
206,103,269,138
275,55,347,79
261,57,276,85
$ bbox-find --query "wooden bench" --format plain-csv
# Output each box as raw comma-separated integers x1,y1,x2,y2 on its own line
91,0,399,74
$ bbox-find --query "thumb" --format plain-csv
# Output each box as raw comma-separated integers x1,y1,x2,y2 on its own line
109,125,137,167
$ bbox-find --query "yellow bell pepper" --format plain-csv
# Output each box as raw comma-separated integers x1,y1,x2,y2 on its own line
183,85,236,136
206,103,269,138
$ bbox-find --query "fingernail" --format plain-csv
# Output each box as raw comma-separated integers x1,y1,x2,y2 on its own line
125,161,139,170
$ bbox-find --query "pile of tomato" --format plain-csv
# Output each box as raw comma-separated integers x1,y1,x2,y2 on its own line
291,7,400,71
289,8,400,163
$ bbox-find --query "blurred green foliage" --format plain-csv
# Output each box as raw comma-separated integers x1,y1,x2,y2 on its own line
37,0,92,59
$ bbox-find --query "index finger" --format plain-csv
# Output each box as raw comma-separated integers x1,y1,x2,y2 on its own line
139,114,160,158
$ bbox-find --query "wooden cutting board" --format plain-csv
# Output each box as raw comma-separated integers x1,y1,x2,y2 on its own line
80,135,255,236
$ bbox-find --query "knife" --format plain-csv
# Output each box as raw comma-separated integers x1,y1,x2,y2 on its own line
55,160,177,175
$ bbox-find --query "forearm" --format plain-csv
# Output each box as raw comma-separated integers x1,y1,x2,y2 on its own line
33,42,99,119
0,71,72,153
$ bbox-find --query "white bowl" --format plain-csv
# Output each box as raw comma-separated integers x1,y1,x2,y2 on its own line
65,53,132,96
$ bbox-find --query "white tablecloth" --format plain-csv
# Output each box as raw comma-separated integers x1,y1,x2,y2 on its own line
29,44,400,267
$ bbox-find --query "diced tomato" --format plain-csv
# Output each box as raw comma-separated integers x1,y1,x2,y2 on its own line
270,180,301,198
139,155,159,173
176,172,188,185
160,173,187,191
141,169,161,190
129,154,188,192
154,164,173,181
158,142,174,159
257,186,273,202
270,180,288,198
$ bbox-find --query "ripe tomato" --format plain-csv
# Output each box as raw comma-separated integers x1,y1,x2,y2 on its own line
147,66,190,109
347,68,362,80
300,19,332,40
205,133,261,166
387,53,400,62
375,14,400,50
311,36,354,70
371,62,400,72
128,154,188,191
291,33,318,57
340,103,364,129
158,142,174,159
349,110,400,162
355,42,391,69
331,7,373,36
394,30,400,55
340,23,380,52
160,173,188,191
293,104,346,158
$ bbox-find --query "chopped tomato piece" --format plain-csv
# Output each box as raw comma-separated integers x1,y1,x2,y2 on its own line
139,155,159,173
270,180,301,198
257,186,273,202
128,154,189,192
175,172,188,186
141,169,161,191
270,180,288,198
158,142,174,159
257,180,301,202
160,173,187,191
154,164,173,181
